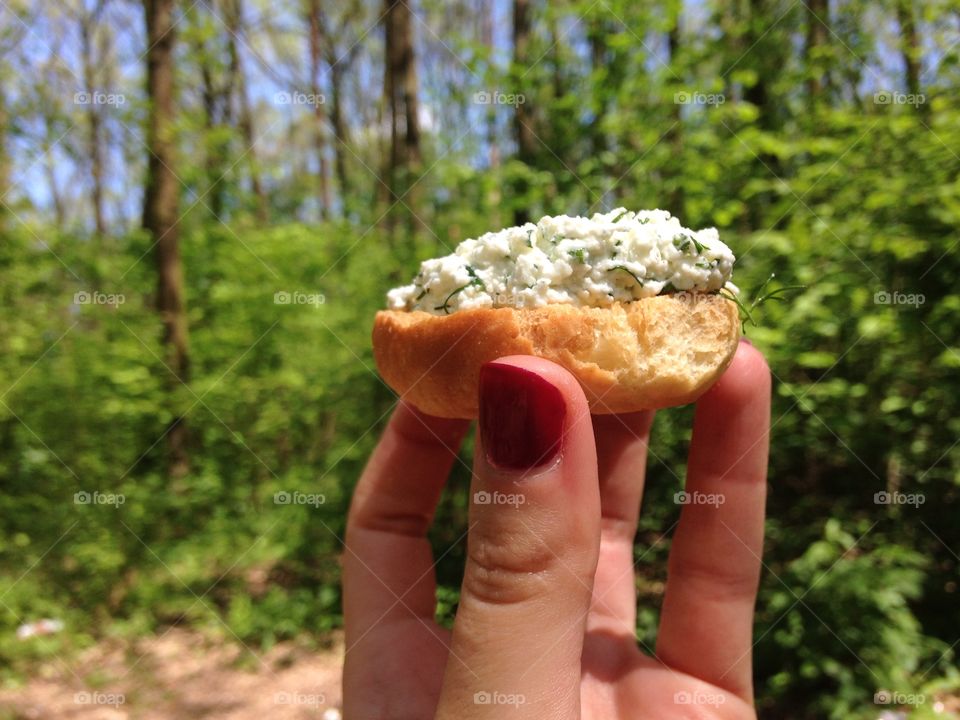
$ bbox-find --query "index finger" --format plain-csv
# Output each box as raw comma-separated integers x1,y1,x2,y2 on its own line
345,402,470,628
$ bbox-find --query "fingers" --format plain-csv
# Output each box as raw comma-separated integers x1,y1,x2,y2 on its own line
655,341,771,701
436,357,601,720
344,402,469,640
586,411,655,637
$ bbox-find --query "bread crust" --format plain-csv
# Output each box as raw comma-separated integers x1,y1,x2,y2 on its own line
372,294,740,418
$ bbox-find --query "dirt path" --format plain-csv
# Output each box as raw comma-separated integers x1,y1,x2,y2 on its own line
0,629,343,719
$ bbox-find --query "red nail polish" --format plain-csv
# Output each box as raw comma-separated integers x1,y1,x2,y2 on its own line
479,363,566,471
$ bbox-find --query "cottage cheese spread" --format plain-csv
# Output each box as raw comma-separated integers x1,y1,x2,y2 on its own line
386,208,735,315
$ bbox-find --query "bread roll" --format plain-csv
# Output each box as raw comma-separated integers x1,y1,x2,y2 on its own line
373,293,740,418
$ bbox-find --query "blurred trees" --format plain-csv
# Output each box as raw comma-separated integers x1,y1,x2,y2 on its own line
0,0,958,717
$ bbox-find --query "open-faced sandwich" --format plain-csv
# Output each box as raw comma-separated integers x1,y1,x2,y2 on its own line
373,208,741,418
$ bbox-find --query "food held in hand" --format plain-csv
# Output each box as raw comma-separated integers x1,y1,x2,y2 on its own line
373,208,741,418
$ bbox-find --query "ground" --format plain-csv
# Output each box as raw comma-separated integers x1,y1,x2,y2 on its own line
0,629,344,719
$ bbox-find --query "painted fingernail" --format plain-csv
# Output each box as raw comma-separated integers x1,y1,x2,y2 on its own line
740,336,753,347
479,363,566,471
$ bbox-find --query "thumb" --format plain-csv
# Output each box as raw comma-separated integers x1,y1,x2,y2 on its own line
436,356,601,719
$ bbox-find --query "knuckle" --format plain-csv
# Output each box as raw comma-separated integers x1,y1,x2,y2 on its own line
669,555,759,603
462,526,559,606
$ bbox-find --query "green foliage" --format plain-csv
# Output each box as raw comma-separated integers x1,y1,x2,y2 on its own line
757,520,938,718
0,221,388,675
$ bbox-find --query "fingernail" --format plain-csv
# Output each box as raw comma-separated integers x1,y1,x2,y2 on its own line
740,337,753,347
479,363,566,471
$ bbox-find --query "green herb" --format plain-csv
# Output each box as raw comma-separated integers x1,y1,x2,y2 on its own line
415,287,428,301
673,234,705,254
551,234,561,245
719,287,755,330
608,265,644,288
639,217,651,225
610,209,628,223
568,248,586,263
525,229,534,248
434,266,486,314
661,281,678,293
721,273,806,332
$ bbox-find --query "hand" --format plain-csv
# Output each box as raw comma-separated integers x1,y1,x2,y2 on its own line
343,341,770,719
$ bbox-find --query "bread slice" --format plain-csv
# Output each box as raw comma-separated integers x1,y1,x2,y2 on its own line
372,293,740,418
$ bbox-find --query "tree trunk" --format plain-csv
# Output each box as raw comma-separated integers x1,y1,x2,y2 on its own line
587,17,608,159
805,0,829,104
197,37,225,218
317,6,353,215
381,0,424,242
225,0,267,223
667,10,684,214
307,0,332,221
143,0,189,477
743,0,772,128
0,87,10,214
481,0,500,226
512,0,533,225
328,58,351,213
80,4,107,236
547,12,564,102
44,138,65,228
896,0,921,98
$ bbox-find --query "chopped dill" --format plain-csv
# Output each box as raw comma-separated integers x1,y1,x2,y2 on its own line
673,234,705,254
608,265,644,287
434,265,485,314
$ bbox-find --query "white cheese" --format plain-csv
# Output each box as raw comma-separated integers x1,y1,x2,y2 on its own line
386,208,735,315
